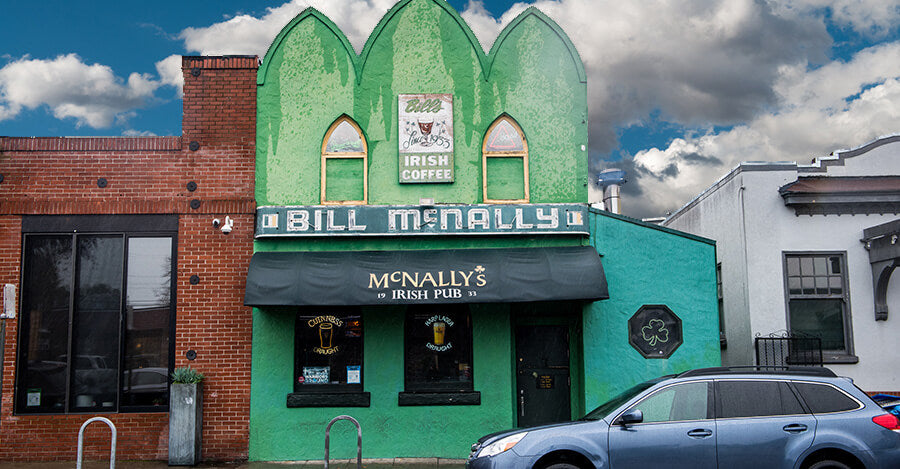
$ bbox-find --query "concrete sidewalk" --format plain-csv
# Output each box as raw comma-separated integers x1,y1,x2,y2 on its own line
0,459,467,468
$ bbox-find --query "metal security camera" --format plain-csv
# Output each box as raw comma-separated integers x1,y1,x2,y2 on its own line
221,216,234,234
212,217,233,234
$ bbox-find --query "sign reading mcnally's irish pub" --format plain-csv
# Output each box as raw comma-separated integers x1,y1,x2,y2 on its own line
244,247,609,307
255,204,588,237
398,94,453,183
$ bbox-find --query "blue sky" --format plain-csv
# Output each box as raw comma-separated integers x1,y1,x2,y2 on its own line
1,0,899,217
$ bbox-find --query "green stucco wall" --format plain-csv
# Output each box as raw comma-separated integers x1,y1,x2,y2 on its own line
585,210,721,409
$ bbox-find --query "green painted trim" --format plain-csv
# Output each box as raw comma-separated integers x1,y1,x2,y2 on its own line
589,208,716,246
258,7,358,86
356,0,490,85
486,7,587,83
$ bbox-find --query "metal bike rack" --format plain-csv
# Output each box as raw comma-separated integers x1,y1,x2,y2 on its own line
76,416,117,469
324,415,362,469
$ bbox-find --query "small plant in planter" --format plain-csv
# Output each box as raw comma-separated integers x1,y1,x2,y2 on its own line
169,366,205,465
171,366,204,384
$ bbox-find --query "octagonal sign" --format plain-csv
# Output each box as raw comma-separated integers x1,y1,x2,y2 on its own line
628,305,683,359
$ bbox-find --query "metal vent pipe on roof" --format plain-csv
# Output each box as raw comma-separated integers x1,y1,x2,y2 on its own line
598,169,627,214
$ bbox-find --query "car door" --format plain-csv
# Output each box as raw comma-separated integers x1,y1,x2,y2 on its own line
608,381,716,469
715,379,816,469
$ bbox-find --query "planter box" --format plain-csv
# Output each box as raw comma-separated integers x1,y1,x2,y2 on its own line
169,382,202,465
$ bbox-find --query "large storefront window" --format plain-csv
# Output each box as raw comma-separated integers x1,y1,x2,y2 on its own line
404,306,473,393
16,217,175,414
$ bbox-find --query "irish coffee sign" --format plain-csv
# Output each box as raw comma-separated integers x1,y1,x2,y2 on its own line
399,94,453,183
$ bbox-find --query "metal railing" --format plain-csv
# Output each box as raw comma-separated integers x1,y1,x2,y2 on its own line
325,415,361,469
76,417,117,469
755,335,823,367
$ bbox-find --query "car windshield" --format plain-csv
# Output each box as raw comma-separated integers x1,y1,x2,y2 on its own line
581,378,665,421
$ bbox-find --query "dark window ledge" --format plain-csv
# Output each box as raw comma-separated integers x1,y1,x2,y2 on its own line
287,392,370,408
398,391,480,406
823,354,859,364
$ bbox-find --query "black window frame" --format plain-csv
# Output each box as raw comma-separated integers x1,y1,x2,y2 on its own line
399,304,479,406
292,309,364,394
288,308,370,408
782,251,856,363
14,215,177,415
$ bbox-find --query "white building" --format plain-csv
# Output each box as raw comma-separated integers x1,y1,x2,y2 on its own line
663,135,900,392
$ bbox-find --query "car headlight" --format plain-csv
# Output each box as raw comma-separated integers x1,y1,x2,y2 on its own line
477,432,528,458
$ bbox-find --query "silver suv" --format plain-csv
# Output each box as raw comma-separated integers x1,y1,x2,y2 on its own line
467,367,900,469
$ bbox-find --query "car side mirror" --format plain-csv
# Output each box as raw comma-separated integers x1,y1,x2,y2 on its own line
618,409,643,426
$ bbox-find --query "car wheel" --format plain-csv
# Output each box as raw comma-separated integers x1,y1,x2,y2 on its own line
542,464,582,469
807,460,852,469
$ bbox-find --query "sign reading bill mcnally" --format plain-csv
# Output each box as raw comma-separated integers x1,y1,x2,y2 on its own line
255,203,588,237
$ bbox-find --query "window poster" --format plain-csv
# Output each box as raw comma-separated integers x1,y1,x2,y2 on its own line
347,365,361,384
398,94,454,183
303,366,330,384
27,388,41,406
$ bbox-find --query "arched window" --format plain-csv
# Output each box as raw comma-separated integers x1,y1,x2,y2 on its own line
482,116,529,203
321,116,367,204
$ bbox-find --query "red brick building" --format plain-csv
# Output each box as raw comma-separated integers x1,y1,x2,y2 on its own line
0,56,257,462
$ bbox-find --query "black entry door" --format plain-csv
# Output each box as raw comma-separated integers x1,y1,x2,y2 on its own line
515,326,571,427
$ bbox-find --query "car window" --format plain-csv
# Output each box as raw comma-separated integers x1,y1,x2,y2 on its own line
627,381,710,423
583,379,661,421
794,382,860,413
717,380,805,418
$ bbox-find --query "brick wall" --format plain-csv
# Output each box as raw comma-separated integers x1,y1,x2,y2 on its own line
0,55,258,462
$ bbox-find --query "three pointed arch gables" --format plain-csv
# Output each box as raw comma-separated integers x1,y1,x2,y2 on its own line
258,0,587,86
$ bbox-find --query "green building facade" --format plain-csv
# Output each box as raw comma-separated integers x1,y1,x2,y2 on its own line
246,0,720,461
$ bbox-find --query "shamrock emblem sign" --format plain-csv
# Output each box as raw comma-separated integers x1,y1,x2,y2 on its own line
628,305,683,359
641,319,670,347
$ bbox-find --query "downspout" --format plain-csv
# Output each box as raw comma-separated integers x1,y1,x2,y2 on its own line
738,176,754,365
0,317,4,408
1,284,16,410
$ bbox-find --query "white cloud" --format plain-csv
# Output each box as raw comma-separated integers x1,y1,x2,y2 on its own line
177,0,397,56
155,54,185,97
122,129,158,136
625,42,900,217
781,0,900,37
0,54,160,128
461,0,833,155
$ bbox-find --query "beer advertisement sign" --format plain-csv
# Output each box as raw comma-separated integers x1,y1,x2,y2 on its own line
424,314,454,352
398,94,453,183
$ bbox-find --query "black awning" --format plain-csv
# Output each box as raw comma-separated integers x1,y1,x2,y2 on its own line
244,246,608,306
